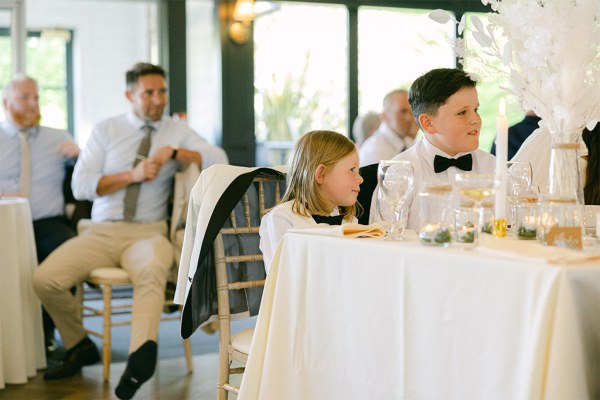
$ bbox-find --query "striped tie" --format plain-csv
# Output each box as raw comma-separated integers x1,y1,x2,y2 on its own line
123,125,154,221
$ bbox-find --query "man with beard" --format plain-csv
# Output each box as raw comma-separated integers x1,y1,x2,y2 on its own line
0,75,80,353
33,62,228,399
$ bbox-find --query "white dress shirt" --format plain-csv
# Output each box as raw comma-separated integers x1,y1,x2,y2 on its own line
259,201,357,273
73,112,228,223
0,120,75,220
359,122,410,167
369,136,496,229
512,127,588,195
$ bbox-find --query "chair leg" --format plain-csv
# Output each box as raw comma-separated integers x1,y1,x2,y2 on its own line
102,284,113,382
183,338,193,373
217,319,230,400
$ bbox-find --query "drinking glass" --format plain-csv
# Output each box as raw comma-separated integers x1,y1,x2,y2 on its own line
454,173,498,234
507,161,532,229
377,160,414,240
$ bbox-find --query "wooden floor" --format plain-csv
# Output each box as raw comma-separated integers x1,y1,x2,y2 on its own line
0,352,243,400
1,290,252,399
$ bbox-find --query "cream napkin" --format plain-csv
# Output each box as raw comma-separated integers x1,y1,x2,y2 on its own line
477,234,600,265
289,223,386,238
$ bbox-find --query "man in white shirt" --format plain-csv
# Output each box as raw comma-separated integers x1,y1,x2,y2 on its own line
370,69,495,228
359,89,419,166
33,62,228,399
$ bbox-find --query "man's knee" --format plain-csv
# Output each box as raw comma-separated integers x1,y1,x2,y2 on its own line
33,264,53,299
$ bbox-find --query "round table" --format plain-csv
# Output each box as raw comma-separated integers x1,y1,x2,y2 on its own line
0,198,46,388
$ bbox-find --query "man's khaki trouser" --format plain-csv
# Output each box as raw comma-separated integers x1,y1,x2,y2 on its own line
33,220,173,353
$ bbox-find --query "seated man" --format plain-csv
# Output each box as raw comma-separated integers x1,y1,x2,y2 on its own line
359,89,419,166
0,75,80,352
33,62,228,400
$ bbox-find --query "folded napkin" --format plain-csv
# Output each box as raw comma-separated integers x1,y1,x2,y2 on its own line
477,234,600,265
289,223,386,238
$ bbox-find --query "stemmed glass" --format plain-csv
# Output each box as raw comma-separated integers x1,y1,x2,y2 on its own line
377,160,414,240
507,161,532,229
454,173,498,234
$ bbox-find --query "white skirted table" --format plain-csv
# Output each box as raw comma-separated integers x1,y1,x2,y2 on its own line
239,230,600,400
0,198,46,388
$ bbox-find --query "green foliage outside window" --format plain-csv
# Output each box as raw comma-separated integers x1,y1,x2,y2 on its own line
0,30,70,132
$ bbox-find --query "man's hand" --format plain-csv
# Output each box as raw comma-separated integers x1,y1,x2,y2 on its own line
58,141,80,159
149,145,175,165
130,158,161,183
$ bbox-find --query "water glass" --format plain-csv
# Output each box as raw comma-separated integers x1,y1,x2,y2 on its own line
378,160,414,240
507,161,532,228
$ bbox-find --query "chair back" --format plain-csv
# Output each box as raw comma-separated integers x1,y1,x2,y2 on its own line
212,172,285,399
213,174,285,326
357,163,379,224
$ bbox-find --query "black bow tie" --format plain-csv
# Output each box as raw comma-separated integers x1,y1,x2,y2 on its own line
312,214,344,225
433,154,473,173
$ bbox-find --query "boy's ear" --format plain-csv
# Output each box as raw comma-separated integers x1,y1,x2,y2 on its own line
315,164,326,184
418,113,436,134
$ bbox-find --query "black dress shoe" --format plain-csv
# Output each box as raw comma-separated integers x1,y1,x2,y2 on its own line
115,341,158,399
44,336,100,380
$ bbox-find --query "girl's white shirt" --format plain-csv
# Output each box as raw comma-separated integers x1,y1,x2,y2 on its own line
259,200,356,273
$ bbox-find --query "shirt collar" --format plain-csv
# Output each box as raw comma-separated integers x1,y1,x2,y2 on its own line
420,136,473,171
1,119,40,138
126,111,162,131
379,122,407,151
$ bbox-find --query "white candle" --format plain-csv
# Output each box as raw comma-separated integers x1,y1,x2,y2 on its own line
494,98,508,219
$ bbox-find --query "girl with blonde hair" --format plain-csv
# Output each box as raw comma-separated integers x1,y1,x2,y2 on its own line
259,130,363,270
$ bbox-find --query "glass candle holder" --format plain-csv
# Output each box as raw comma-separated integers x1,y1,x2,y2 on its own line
454,207,479,248
481,201,495,234
515,202,538,240
418,184,453,247
538,198,584,248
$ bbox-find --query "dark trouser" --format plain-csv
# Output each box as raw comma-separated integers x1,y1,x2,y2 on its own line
33,216,76,337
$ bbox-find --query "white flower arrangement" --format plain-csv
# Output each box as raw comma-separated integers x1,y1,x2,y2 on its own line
430,0,600,143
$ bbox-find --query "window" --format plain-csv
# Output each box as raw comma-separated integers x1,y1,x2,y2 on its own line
254,2,348,166
357,6,455,114
0,28,72,132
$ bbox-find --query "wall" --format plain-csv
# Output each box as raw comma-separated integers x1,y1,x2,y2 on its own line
26,0,155,147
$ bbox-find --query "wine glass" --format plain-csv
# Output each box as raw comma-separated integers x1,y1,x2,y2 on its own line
454,173,498,234
507,161,532,229
377,160,414,240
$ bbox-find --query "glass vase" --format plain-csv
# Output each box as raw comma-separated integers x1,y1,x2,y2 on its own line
544,141,585,248
547,143,584,204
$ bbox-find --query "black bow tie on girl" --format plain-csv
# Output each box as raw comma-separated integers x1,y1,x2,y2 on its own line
433,154,473,173
312,214,344,225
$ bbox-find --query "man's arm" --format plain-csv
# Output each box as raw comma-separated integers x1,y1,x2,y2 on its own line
96,158,161,196
148,145,201,168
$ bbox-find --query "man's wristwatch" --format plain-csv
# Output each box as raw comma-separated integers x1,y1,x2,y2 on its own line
170,145,179,160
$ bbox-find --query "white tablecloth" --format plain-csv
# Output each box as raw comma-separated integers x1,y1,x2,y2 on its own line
239,232,600,400
0,198,46,388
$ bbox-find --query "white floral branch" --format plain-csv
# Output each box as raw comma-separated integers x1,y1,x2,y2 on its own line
430,0,600,143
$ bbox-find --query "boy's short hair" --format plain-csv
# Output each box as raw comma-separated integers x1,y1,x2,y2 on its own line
408,68,477,126
126,62,166,89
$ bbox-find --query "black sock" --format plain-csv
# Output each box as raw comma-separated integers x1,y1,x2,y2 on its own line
115,340,157,400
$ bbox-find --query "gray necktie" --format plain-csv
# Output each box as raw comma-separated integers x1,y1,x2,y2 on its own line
18,130,31,197
123,124,153,221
